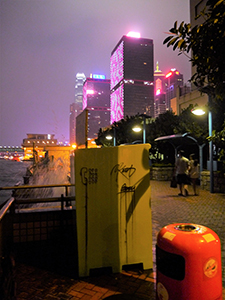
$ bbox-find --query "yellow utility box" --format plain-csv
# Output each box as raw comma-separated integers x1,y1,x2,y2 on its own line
75,144,152,277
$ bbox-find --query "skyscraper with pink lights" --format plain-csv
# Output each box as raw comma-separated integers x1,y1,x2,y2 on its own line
81,76,110,141
110,33,154,123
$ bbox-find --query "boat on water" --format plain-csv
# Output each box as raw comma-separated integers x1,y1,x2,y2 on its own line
11,154,23,162
0,153,24,162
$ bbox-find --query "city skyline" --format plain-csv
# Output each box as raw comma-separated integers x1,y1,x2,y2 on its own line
0,0,191,146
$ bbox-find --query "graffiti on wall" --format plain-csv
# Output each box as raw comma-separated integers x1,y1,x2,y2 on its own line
80,167,98,185
110,162,136,193
110,163,136,182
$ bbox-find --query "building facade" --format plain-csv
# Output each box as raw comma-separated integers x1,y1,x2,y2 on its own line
70,102,80,145
22,133,57,160
154,62,167,118
76,76,110,146
70,73,86,145
165,68,183,110
110,33,154,123
169,0,208,116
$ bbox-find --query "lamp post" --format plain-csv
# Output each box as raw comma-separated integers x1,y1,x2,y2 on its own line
191,98,214,193
106,127,116,146
132,114,151,144
208,96,214,193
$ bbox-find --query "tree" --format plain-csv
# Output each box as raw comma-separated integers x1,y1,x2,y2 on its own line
164,0,225,161
148,111,179,163
95,109,208,163
95,115,143,147
163,0,225,99
176,105,208,145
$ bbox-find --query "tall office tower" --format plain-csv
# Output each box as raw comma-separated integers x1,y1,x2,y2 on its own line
70,102,79,144
165,69,183,110
154,94,167,118
80,75,110,141
154,62,166,118
75,73,86,109
69,73,86,145
110,32,154,123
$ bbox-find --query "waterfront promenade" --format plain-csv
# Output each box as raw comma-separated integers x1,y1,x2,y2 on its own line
15,180,225,299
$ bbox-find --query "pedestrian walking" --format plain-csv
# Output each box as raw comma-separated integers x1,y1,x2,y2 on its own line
175,150,190,196
189,154,200,195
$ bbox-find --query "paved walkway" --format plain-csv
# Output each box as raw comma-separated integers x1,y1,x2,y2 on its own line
15,181,225,299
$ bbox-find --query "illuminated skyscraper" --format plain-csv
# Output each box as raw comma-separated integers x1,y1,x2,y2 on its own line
76,75,110,146
154,62,166,118
82,75,110,111
75,73,86,109
165,69,183,110
70,73,86,145
110,32,154,123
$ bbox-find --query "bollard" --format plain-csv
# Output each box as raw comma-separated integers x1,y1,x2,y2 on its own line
156,223,222,300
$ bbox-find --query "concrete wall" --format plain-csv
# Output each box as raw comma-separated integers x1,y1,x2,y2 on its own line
171,88,208,115
75,144,153,277
201,171,225,193
150,167,174,181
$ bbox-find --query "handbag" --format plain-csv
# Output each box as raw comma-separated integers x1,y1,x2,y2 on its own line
170,176,177,188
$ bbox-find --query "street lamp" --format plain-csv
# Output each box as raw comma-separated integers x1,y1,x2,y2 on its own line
106,127,116,146
106,135,113,140
132,114,151,144
192,101,214,193
132,126,142,133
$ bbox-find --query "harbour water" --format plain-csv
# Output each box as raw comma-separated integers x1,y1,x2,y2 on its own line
0,160,32,204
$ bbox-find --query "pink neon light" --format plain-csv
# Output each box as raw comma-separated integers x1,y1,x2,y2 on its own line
83,82,87,110
156,89,161,96
126,31,141,38
166,71,172,78
87,90,95,95
110,41,124,89
110,84,124,123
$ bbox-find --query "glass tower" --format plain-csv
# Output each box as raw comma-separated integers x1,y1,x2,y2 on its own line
110,33,154,123
69,73,86,144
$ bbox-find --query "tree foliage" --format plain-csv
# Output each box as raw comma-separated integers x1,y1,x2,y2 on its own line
95,115,143,147
176,105,208,144
95,109,209,163
163,0,225,99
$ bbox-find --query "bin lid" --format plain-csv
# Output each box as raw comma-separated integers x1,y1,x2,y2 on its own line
174,224,201,232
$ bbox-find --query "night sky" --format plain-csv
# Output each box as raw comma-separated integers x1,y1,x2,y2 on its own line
0,0,190,146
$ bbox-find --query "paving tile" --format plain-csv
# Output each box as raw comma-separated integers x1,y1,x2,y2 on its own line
81,294,92,300
14,181,225,299
81,288,96,297
92,286,109,294
69,290,84,298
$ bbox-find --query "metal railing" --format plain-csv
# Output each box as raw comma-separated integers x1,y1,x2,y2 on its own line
0,183,76,299
0,183,75,211
0,183,74,196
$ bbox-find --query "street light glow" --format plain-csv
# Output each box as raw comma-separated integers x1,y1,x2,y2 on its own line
191,99,214,193
106,135,113,140
132,126,142,133
191,108,206,116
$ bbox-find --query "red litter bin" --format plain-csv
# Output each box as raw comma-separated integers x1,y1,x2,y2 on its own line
156,223,222,300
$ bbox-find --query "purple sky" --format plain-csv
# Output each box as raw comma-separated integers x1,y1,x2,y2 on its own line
0,0,190,146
